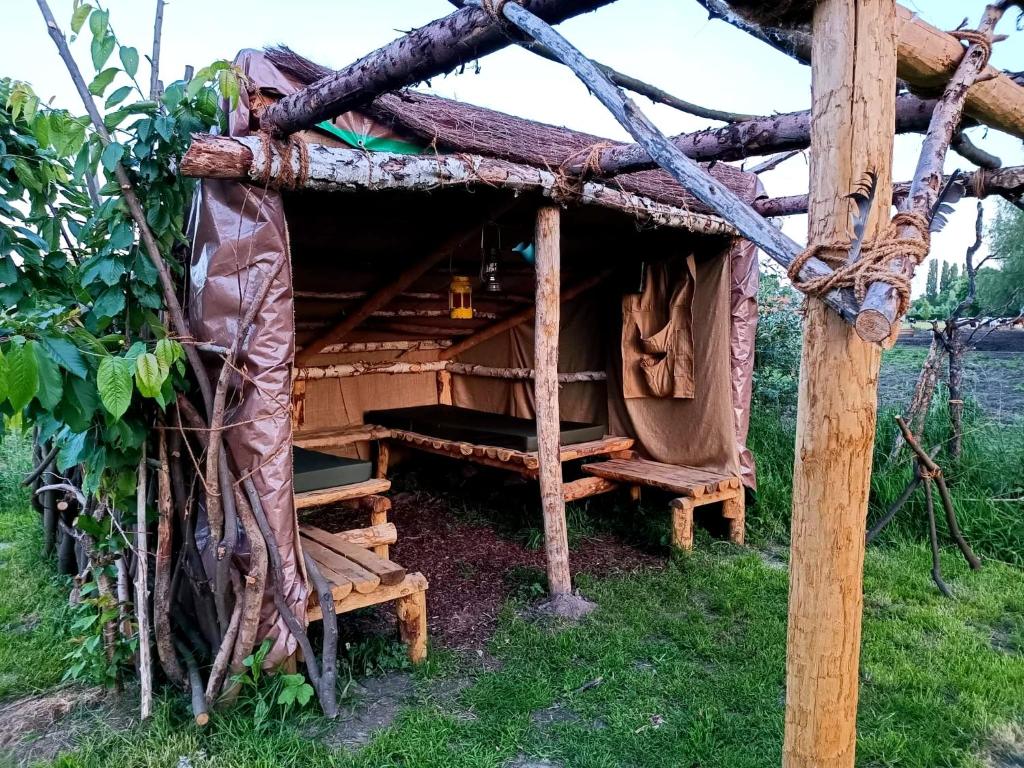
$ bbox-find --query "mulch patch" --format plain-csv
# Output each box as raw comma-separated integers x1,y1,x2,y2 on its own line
302,479,662,650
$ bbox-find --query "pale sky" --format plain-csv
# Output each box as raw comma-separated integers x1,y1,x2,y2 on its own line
2,0,1022,296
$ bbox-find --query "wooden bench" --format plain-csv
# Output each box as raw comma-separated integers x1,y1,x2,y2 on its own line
300,515,428,663
582,456,745,550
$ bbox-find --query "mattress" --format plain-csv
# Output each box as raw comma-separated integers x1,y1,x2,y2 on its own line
365,405,605,452
293,446,373,492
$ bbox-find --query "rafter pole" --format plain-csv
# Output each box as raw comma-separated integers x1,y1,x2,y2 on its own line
443,270,613,360
258,0,614,136
783,1,897,766
492,0,862,326
294,201,515,366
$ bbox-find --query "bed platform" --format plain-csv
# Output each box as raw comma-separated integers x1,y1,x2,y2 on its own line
366,405,606,452
292,446,389,510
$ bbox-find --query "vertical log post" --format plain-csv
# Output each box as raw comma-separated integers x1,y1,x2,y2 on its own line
533,205,572,598
783,2,897,767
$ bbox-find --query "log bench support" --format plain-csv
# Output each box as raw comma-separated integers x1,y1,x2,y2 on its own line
300,498,427,663
670,489,745,551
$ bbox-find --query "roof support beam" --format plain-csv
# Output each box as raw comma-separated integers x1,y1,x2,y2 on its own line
694,1,1024,140
755,165,1024,217
179,136,739,237
258,0,615,137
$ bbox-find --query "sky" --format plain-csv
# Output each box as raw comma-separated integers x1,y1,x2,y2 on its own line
2,0,1022,297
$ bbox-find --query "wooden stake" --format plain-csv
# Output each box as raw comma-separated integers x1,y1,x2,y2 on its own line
783,2,897,766
533,205,571,597
135,450,154,719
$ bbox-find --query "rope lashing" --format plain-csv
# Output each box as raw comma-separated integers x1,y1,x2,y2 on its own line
252,131,311,191
947,29,994,67
787,211,931,319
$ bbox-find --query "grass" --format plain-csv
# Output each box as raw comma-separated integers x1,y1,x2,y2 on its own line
0,431,71,699
1,369,1023,765
17,545,1022,768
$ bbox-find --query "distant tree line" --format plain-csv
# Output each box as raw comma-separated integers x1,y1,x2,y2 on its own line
910,201,1024,321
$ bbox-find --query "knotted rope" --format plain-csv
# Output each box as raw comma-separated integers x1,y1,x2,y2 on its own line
252,131,311,191
787,211,931,318
547,141,617,203
947,29,994,67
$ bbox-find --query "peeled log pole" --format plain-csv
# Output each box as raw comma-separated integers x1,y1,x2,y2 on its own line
783,1,896,766
134,451,154,720
534,205,572,597
856,5,1010,343
258,0,613,136
756,165,1024,217
497,2,862,327
293,359,607,382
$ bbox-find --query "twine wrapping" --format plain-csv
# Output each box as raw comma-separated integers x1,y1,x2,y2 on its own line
787,211,931,318
252,131,310,190
947,29,994,66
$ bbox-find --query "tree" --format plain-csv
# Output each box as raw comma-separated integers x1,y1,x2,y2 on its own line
975,201,1024,315
926,258,939,300
940,260,952,295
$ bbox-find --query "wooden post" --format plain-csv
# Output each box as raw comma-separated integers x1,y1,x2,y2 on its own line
783,2,897,767
533,205,572,597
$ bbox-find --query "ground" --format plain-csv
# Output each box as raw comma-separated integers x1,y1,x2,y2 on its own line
0,336,1022,767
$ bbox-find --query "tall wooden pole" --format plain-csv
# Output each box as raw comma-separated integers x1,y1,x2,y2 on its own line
533,205,572,597
783,1,897,767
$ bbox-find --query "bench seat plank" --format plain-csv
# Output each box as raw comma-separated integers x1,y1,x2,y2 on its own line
301,537,381,594
294,478,392,509
583,457,740,498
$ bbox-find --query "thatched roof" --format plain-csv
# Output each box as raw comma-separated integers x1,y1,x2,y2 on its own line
263,47,760,217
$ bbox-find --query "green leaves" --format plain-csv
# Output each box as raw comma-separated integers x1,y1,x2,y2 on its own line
119,47,139,79
70,3,93,35
30,341,64,410
100,141,124,172
5,341,39,412
91,32,116,71
88,68,119,97
97,356,132,419
134,352,166,399
41,336,88,378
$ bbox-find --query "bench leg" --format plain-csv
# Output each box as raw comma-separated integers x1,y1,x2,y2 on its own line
375,441,390,479
396,588,427,663
368,496,391,560
723,491,746,546
670,498,694,551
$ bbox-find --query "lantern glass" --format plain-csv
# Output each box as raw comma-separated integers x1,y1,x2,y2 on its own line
449,275,474,319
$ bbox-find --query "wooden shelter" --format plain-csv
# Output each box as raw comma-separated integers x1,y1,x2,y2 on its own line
184,45,760,629
178,1,1024,765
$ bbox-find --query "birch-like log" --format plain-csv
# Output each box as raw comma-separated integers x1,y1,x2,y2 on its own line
134,451,154,719
180,137,738,239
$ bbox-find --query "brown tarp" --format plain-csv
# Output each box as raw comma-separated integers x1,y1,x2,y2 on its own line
187,50,306,663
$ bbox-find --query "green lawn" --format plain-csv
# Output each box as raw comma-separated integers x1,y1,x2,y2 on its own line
2,497,1021,766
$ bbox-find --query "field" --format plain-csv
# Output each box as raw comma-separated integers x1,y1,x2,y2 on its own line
0,339,1022,767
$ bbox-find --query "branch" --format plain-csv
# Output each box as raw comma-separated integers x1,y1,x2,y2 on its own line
22,442,59,486
446,0,757,123
951,130,1001,169
495,0,861,326
35,0,213,415
259,0,615,136
949,201,985,321
149,0,165,100
857,5,1011,341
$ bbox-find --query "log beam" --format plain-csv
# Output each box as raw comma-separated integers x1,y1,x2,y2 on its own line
696,1,1024,141
783,1,896,766
258,0,614,136
533,205,572,597
755,165,1024,217
180,136,738,238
